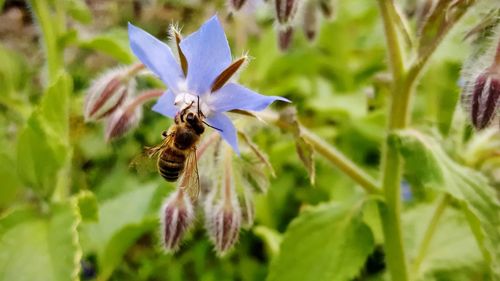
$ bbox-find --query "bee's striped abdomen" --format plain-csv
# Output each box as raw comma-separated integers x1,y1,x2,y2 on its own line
158,147,186,182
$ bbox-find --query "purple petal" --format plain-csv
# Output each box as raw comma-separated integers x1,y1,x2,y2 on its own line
209,83,290,112
180,16,232,95
152,90,178,118
128,23,184,92
206,112,240,155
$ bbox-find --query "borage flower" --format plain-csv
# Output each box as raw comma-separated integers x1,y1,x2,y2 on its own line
128,15,289,154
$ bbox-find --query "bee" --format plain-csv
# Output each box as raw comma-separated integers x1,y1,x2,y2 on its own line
144,98,221,201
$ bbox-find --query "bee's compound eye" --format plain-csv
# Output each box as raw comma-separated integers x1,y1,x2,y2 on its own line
186,113,195,121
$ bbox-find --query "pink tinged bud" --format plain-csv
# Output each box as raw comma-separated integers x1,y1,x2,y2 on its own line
278,26,294,51
302,0,318,42
319,0,335,20
229,0,247,10
160,189,195,252
275,0,299,25
104,99,142,142
208,202,242,255
84,68,135,122
470,72,500,130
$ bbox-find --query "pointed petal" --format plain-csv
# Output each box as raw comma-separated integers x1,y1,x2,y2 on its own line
206,113,240,155
128,23,184,92
152,90,178,118
209,83,290,112
180,16,232,95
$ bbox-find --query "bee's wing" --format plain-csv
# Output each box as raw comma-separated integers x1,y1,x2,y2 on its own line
179,147,200,202
130,133,175,175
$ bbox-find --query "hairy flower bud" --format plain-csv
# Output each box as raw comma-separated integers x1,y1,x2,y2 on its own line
104,99,142,142
160,189,195,252
302,0,319,42
470,71,499,129
275,0,299,25
84,67,136,122
278,26,294,51
319,0,336,20
207,201,242,255
229,0,247,10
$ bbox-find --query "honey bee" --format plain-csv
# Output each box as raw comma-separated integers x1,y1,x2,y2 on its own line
144,98,220,201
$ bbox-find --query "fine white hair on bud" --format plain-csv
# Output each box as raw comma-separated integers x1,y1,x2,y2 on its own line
461,28,500,130
302,0,319,42
160,189,195,253
104,99,142,142
275,0,300,26
204,144,242,256
84,66,136,122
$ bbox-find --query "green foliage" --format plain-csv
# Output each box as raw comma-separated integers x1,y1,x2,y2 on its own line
0,202,81,281
391,130,500,279
78,29,134,64
267,201,375,281
81,184,158,280
1,1,499,281
16,73,72,199
403,204,485,280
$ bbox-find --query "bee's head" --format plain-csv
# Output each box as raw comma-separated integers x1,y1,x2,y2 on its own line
184,111,205,135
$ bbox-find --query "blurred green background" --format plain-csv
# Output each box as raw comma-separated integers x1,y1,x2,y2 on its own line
0,0,498,281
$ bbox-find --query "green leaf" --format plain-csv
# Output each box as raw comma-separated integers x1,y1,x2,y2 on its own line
78,29,133,63
267,201,374,281
0,202,81,281
0,153,23,208
16,73,72,198
76,191,98,222
66,0,92,23
81,184,158,281
253,225,283,258
403,204,485,280
391,129,500,279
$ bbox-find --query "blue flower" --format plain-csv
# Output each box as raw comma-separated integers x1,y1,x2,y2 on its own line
128,16,289,154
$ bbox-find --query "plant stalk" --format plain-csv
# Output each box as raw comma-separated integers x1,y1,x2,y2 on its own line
257,111,379,194
376,0,410,280
29,0,62,83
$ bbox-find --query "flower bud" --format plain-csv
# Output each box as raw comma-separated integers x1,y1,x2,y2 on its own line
463,70,500,130
319,0,336,20
229,0,247,10
206,201,242,255
84,67,136,122
160,189,195,252
104,99,142,142
302,0,319,42
275,0,299,25
278,26,294,51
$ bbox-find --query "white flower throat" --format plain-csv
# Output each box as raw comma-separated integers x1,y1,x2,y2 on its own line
174,92,212,117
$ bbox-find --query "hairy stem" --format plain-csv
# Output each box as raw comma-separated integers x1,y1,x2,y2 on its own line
257,111,379,194
412,194,450,277
376,0,410,280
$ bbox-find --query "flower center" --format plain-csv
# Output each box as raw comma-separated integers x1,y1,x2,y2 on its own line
174,92,211,117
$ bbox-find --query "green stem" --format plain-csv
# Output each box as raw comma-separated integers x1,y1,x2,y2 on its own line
376,0,410,280
257,111,379,194
411,194,449,277
300,127,379,194
29,0,62,83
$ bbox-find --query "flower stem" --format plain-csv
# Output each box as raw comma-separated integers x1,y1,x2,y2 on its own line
376,0,410,280
411,194,449,277
29,0,62,83
257,111,379,194
299,127,379,194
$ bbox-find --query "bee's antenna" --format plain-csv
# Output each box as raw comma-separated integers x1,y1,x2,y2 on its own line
202,121,223,132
